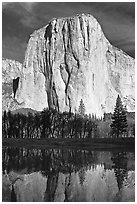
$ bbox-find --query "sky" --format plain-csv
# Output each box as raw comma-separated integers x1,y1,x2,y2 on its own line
2,2,135,63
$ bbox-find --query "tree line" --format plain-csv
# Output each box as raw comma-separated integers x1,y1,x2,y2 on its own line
2,96,135,139
2,101,99,139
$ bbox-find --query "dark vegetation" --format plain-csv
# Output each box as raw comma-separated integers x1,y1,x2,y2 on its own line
111,95,128,137
2,97,135,143
2,107,98,139
3,147,98,175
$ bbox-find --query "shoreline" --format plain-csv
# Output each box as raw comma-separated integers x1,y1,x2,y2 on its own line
3,138,135,151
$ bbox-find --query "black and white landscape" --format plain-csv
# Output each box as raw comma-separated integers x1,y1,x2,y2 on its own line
2,2,135,202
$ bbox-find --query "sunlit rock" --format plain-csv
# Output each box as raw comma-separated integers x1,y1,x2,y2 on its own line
16,14,135,117
2,58,23,111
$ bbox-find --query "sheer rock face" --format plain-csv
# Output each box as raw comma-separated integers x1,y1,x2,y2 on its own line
2,59,23,111
15,14,134,116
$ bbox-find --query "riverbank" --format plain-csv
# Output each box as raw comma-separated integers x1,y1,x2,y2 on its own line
3,137,135,151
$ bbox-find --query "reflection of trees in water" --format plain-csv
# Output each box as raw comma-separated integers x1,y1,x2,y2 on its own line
111,152,128,190
3,147,98,202
2,147,97,176
3,147,133,202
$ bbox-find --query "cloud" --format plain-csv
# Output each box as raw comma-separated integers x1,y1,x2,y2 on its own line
2,2,44,30
2,2,37,11
19,2,37,12
2,2,135,62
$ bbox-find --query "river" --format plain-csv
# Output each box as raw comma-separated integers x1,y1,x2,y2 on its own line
2,146,135,202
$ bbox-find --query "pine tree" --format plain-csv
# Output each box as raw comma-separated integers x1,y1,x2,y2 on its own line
111,152,128,190
78,99,85,117
110,95,128,138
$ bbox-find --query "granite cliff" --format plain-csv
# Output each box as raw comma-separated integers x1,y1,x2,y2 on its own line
2,58,23,111
3,14,135,116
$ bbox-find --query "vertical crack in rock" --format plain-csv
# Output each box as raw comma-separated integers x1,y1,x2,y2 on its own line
87,22,90,49
72,52,80,68
78,15,89,52
45,23,52,43
53,19,58,34
79,16,86,48
62,22,72,111
115,53,117,65
52,82,59,112
44,23,58,110
44,48,54,109
92,73,94,91
67,19,72,51
65,71,71,106
13,77,20,98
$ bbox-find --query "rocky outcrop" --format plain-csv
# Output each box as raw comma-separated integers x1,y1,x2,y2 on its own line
2,58,23,111
12,14,135,116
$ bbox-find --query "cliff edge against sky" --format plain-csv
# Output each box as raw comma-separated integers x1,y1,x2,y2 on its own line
3,14,135,116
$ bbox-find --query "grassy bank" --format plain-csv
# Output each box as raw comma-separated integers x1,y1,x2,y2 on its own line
3,137,135,151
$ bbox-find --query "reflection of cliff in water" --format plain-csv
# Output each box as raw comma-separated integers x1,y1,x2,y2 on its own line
44,172,59,201
2,147,135,202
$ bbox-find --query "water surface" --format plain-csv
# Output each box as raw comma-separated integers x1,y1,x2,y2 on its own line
2,147,135,202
